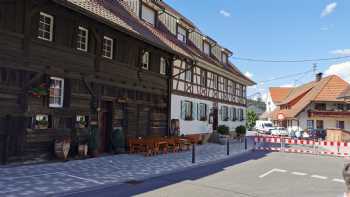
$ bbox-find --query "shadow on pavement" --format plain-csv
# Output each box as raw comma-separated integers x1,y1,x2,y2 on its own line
60,151,269,197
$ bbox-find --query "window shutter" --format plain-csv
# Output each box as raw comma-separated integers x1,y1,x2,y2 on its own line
180,101,185,120
220,106,223,121
192,102,197,120
63,79,71,108
48,115,52,128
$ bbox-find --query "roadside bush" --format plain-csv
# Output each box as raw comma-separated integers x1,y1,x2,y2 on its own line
217,125,230,135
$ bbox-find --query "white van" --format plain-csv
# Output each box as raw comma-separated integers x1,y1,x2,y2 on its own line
255,120,275,134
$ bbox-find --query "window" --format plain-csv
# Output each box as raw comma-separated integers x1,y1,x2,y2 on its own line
316,120,324,129
203,41,210,55
177,25,187,43
200,70,206,87
181,101,193,121
38,12,54,41
337,120,345,129
347,104,350,111
221,106,229,121
49,77,64,108
213,74,218,89
141,4,155,26
337,104,345,111
102,36,113,59
142,51,150,70
185,65,192,82
239,109,244,121
77,26,89,52
223,78,228,92
199,103,207,121
236,84,241,97
222,52,228,64
315,103,326,111
160,57,166,75
307,120,314,129
232,108,237,121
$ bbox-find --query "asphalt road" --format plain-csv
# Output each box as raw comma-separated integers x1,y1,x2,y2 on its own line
60,151,349,197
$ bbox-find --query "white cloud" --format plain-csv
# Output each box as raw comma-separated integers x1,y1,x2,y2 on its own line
320,27,329,31
281,84,295,88
324,61,350,83
330,49,350,56
244,71,253,79
219,10,231,17
321,2,337,18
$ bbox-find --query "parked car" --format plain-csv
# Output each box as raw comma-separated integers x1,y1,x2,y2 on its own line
255,120,275,134
295,130,310,139
271,127,289,136
309,129,326,140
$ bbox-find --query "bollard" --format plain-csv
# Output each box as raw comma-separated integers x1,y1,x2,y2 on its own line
244,137,248,150
227,139,230,155
192,143,196,163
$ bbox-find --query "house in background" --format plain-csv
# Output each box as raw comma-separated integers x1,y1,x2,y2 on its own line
247,98,266,118
264,87,293,121
269,73,350,134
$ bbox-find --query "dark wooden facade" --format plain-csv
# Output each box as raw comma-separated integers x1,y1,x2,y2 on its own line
0,0,172,163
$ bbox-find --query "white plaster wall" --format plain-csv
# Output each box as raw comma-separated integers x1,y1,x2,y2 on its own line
218,103,246,131
297,110,350,131
265,91,277,121
171,94,246,135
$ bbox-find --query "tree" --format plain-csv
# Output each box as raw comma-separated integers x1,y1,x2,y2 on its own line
246,109,257,130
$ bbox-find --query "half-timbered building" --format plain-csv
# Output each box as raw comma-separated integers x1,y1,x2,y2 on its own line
0,0,187,163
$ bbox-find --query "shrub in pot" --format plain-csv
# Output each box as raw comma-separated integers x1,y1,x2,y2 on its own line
217,125,230,145
236,125,247,139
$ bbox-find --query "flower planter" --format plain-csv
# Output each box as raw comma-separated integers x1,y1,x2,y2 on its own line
78,144,88,157
218,134,230,145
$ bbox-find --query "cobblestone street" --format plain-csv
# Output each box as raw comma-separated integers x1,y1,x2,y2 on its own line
0,140,253,197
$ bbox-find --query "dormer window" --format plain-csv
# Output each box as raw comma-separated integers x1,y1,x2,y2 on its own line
222,52,228,64
177,25,187,43
203,41,210,56
142,51,150,70
141,4,155,26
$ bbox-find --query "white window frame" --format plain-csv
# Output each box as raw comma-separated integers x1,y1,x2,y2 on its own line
142,51,150,70
49,77,64,108
160,57,166,75
77,26,89,52
177,25,187,43
141,4,156,26
336,120,345,129
203,41,210,55
199,103,207,121
184,101,192,121
38,12,54,42
102,36,114,59
222,52,228,64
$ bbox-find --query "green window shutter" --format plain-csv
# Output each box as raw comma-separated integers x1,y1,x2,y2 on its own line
180,101,185,120
192,102,197,120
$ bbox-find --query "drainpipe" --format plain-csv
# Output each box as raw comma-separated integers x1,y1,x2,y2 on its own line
167,57,175,136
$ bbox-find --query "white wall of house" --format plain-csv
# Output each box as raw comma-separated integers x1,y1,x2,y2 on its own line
265,91,276,120
171,94,246,135
287,102,350,132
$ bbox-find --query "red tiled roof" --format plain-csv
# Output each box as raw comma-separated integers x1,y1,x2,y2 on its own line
270,75,350,120
56,0,254,85
269,87,293,103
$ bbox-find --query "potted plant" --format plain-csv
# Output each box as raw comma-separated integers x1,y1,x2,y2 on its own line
217,125,230,145
236,125,247,140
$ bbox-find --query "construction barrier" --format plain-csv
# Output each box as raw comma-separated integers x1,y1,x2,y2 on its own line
254,136,350,158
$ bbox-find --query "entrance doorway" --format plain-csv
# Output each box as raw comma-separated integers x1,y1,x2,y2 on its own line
99,101,113,153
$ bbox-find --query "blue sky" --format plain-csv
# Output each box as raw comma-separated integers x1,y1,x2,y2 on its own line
165,0,350,99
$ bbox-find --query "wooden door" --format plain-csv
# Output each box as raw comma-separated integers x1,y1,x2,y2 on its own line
99,101,113,153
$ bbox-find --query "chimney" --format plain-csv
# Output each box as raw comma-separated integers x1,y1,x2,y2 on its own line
316,72,323,82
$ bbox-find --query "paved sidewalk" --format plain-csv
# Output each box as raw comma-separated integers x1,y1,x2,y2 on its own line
0,139,254,197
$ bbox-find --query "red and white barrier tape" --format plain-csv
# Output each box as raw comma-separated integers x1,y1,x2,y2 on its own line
254,147,350,158
254,136,349,147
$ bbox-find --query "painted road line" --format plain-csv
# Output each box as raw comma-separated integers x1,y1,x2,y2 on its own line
311,175,328,180
332,178,345,183
259,168,287,178
292,172,308,176
58,172,103,185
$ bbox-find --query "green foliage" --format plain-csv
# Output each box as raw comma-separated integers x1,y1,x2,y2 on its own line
217,125,230,135
246,110,257,130
236,125,247,137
